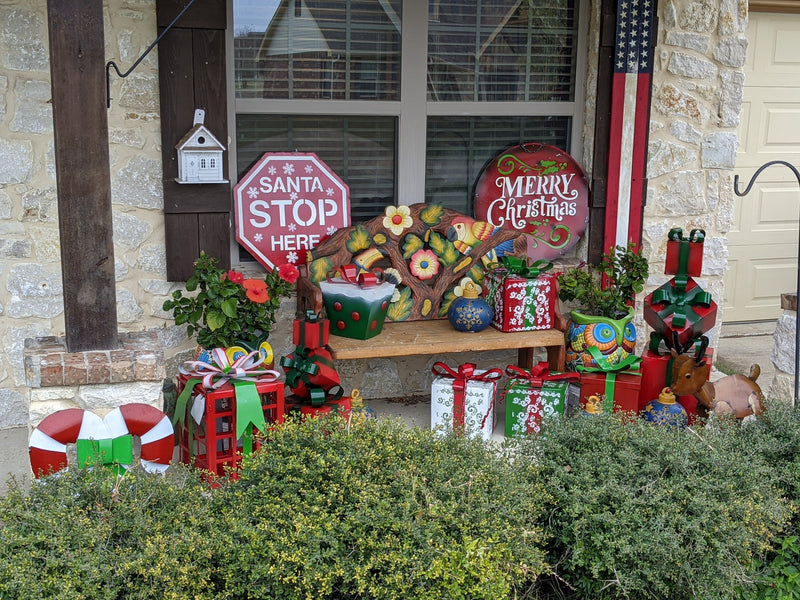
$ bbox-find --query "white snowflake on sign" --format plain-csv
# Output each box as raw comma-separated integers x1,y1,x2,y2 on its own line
283,163,295,175
304,164,314,174
254,233,263,242
288,223,297,232
326,187,334,196
326,225,337,235
287,251,299,263
268,165,277,175
247,186,259,199
290,191,298,200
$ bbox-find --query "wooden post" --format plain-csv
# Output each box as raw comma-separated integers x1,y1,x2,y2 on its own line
47,0,119,351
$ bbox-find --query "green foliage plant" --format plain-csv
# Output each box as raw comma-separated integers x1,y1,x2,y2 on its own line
162,251,298,349
518,411,791,600
218,416,550,600
556,243,649,319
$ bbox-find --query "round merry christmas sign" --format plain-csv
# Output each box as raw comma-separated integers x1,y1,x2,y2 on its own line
473,143,589,261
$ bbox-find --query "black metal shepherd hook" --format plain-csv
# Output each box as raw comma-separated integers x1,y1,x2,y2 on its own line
734,160,800,406
105,0,198,108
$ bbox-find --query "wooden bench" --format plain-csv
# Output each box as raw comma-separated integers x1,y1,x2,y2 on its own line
296,203,567,372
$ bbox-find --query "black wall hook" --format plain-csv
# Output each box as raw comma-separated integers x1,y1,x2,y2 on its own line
734,160,800,406
105,0,198,108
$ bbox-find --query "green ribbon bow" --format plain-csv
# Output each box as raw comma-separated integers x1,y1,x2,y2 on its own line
651,279,712,329
280,346,321,390
76,435,134,472
495,256,553,279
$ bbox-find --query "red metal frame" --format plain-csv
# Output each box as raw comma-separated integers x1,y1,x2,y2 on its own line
176,374,284,477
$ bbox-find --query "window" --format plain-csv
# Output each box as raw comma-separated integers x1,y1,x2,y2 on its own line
232,0,585,220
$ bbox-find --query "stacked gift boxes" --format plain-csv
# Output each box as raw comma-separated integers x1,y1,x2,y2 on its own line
639,228,716,418
174,371,284,478
281,310,352,417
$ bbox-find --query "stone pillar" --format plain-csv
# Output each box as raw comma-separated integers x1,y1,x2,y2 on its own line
768,293,797,403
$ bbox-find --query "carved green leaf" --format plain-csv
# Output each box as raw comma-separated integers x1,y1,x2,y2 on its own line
468,264,485,284
309,258,334,284
419,204,444,226
428,231,459,266
439,289,457,317
386,287,412,321
402,234,424,260
345,224,372,254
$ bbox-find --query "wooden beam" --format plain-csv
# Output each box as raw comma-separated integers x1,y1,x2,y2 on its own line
749,0,800,14
47,0,119,351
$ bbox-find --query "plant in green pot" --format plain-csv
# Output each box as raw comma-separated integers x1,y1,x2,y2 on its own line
163,252,299,365
556,243,648,370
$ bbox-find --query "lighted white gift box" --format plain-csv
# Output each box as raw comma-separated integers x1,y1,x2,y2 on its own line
430,368,498,441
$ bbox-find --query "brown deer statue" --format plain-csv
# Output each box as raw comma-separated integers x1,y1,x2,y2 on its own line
669,337,765,420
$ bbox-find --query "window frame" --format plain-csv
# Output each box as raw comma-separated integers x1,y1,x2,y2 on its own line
225,0,590,263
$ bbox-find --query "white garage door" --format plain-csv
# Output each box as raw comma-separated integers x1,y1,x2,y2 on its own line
724,10,800,322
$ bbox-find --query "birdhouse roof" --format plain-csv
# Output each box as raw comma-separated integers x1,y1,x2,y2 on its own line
175,124,226,152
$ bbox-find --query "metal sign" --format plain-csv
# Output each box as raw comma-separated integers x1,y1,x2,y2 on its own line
234,152,350,271
473,143,589,261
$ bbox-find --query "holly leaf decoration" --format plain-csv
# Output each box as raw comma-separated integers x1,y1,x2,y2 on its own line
419,204,444,226
308,257,334,284
402,234,424,260
428,231,459,266
386,287,412,321
346,224,372,254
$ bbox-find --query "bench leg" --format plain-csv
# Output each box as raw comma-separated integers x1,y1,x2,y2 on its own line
517,348,534,371
546,344,566,372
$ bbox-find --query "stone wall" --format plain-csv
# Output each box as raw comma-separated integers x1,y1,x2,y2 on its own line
639,0,748,350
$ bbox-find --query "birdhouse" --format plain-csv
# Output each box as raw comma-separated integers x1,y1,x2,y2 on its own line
175,109,228,184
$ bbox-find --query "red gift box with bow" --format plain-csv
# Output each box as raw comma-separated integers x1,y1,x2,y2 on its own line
665,227,705,278
643,276,717,348
485,258,558,332
280,345,340,400
577,350,642,414
292,310,330,349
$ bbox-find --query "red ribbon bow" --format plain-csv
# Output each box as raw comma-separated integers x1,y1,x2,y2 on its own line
326,264,383,288
431,362,503,432
505,362,580,387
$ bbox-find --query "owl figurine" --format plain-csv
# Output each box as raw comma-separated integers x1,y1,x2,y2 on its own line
565,313,636,370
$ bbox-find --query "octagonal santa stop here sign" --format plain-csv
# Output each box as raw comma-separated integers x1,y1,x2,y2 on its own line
234,152,350,271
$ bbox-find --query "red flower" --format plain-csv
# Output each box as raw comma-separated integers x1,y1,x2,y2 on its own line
277,263,300,284
227,270,245,284
243,279,269,303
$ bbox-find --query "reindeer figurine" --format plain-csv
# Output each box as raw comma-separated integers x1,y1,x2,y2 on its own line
669,337,765,420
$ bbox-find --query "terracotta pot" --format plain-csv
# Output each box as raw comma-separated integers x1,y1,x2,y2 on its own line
565,307,636,370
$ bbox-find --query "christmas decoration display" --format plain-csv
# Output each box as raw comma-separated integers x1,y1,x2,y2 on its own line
29,403,173,478
430,362,502,440
319,264,395,339
280,345,341,403
503,363,580,436
643,228,717,349
641,387,689,428
174,349,284,477
485,257,558,332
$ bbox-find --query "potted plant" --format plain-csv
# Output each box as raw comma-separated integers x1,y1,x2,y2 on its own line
163,252,299,358
556,243,648,369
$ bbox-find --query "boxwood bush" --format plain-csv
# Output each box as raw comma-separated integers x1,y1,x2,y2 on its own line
2,407,799,599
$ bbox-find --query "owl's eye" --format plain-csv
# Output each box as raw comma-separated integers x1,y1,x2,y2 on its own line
584,322,618,351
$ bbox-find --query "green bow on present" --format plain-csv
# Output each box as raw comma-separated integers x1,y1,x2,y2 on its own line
76,435,133,472
494,256,553,279
651,279,713,329
280,346,321,390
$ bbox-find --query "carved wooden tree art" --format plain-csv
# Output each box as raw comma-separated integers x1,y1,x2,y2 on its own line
307,203,528,321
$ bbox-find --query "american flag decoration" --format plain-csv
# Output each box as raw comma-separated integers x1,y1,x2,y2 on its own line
603,0,656,253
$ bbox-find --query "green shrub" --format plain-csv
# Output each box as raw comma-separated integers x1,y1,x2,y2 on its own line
0,464,227,600
218,416,550,600
520,412,792,600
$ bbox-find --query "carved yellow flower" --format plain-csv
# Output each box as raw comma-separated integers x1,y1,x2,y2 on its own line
382,205,413,236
